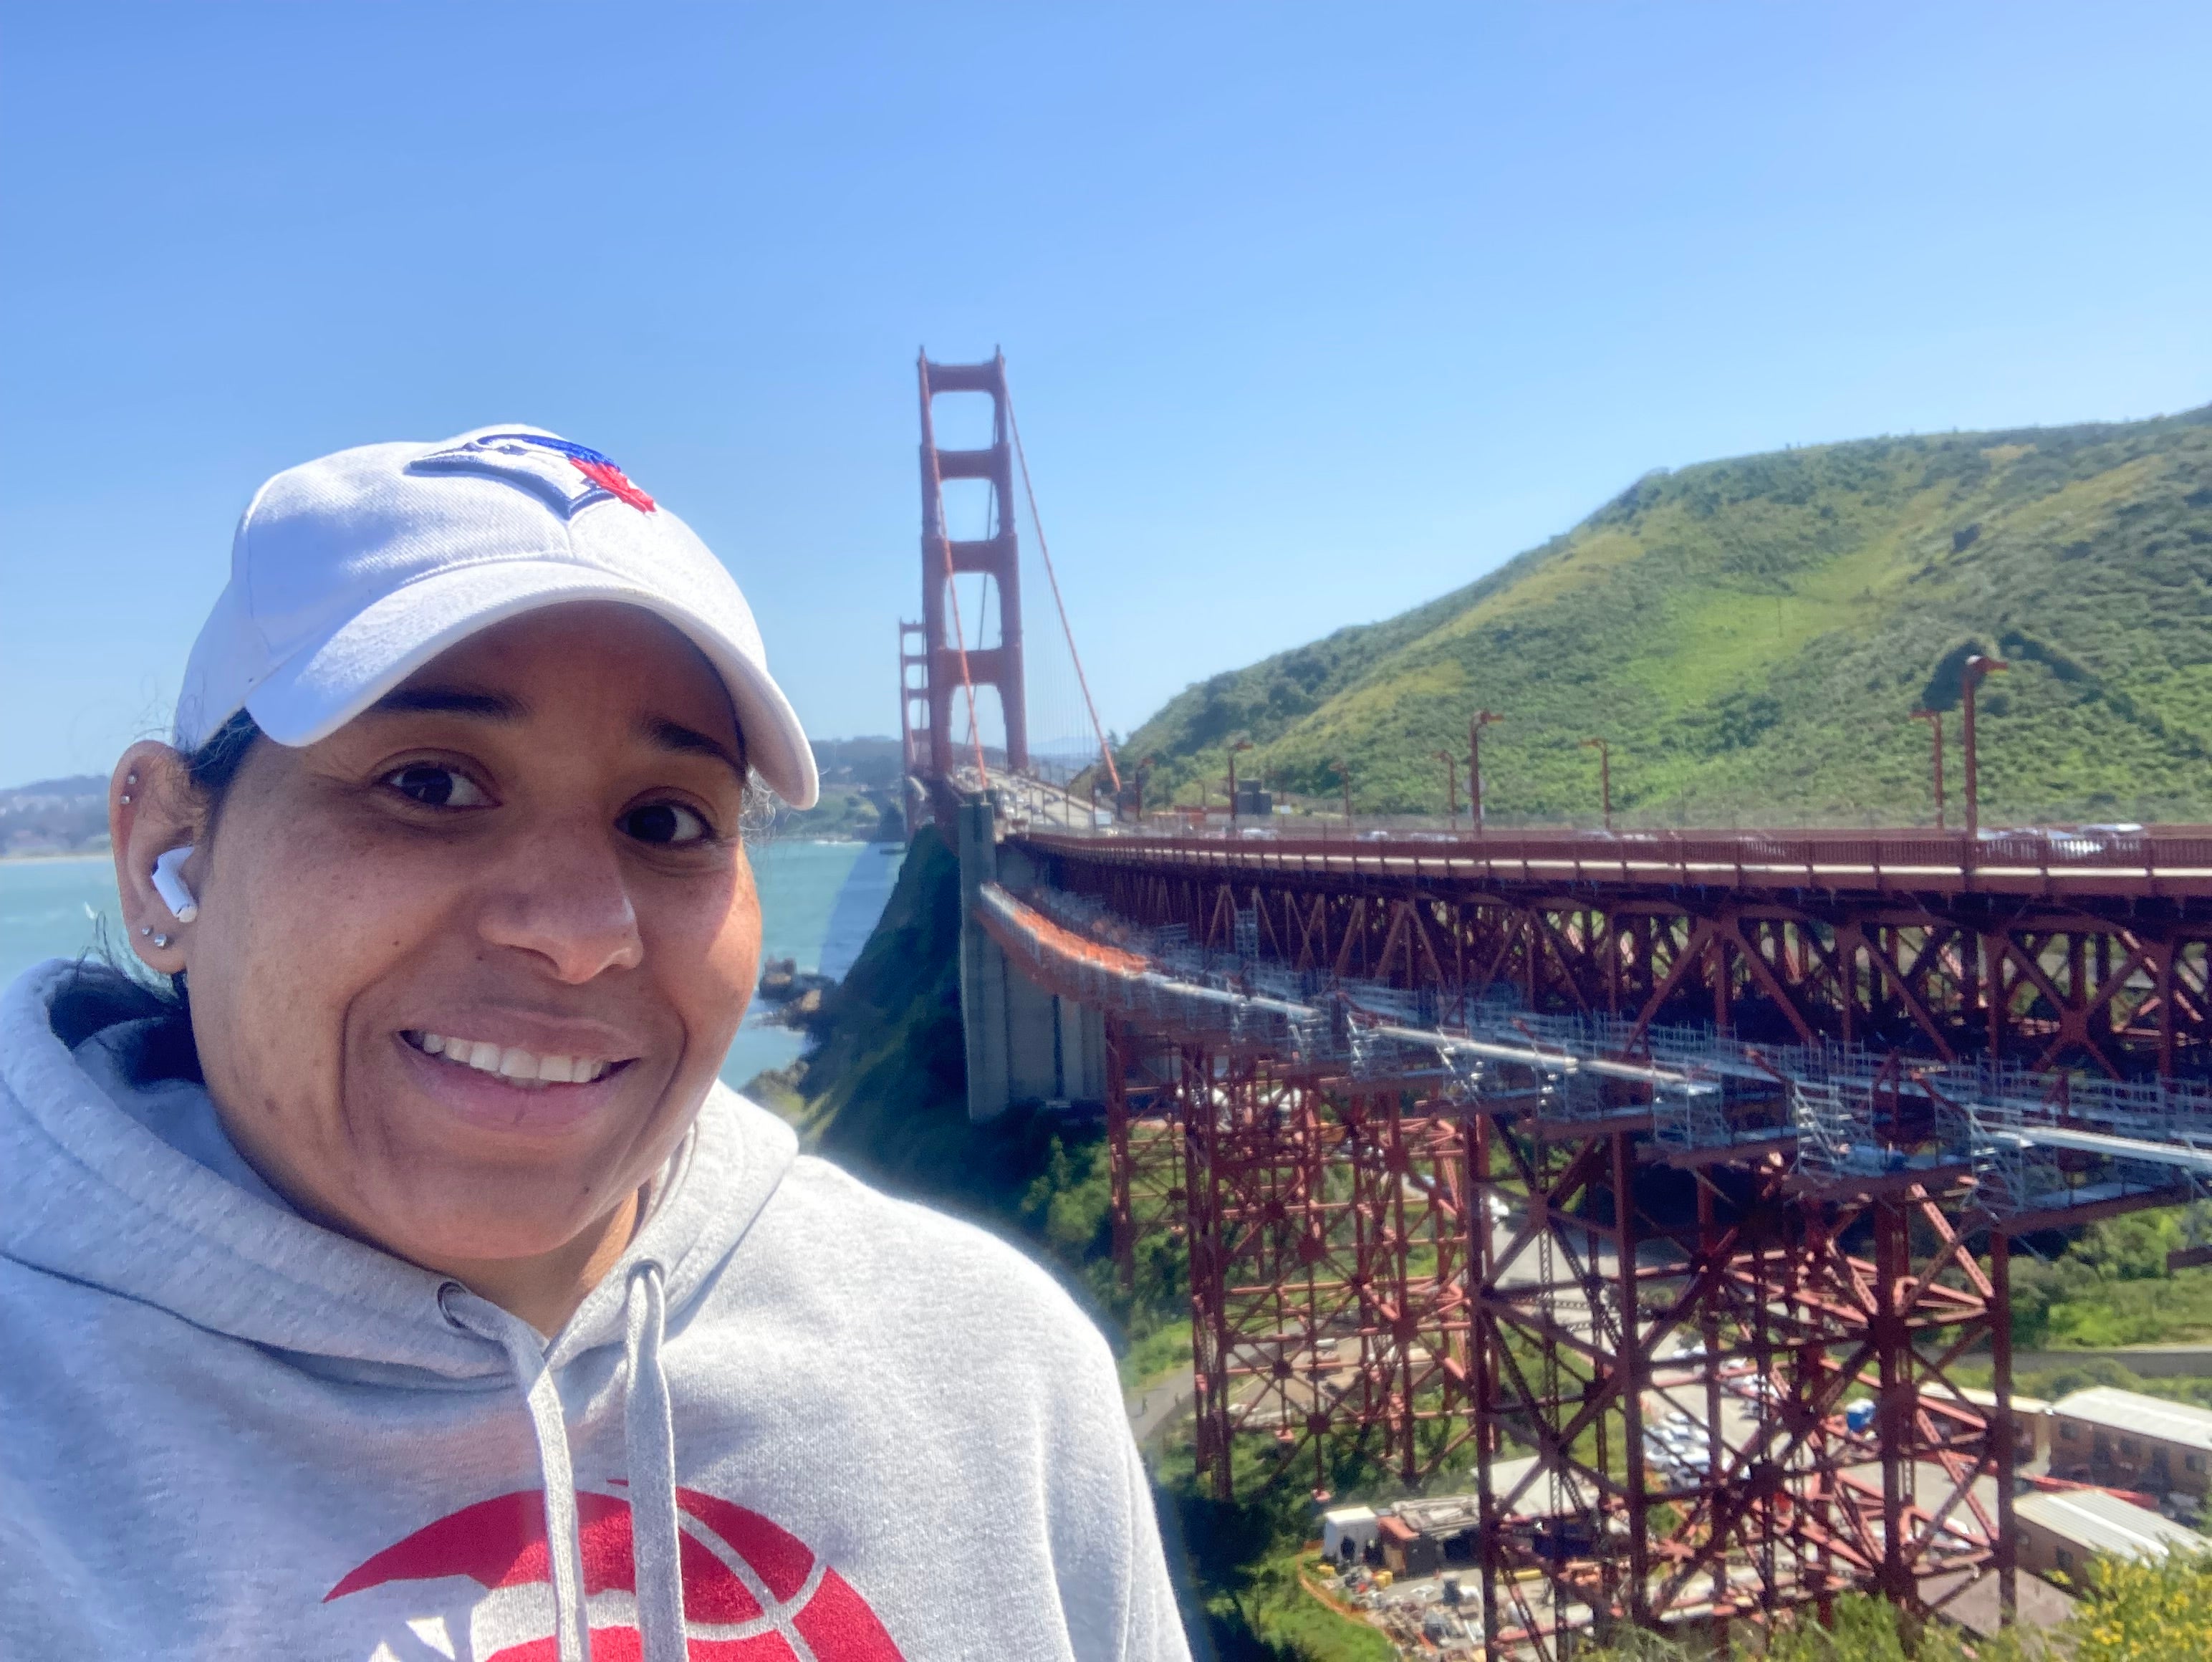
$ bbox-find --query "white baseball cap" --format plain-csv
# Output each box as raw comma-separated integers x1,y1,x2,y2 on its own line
174,424,819,808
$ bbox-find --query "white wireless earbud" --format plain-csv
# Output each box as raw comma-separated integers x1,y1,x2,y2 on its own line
150,846,200,924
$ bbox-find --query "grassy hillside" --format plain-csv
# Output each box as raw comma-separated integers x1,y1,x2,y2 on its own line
772,738,906,842
1125,405,2212,825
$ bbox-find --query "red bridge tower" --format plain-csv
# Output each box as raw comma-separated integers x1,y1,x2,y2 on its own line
908,352,1028,788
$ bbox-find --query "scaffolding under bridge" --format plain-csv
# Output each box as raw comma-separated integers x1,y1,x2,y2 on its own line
975,875,2212,1656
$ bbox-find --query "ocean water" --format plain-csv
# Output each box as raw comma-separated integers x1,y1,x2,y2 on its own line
0,837,905,1090
726,837,905,1086
0,855,126,983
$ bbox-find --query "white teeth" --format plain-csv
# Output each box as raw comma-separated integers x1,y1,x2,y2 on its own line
410,1032,615,1087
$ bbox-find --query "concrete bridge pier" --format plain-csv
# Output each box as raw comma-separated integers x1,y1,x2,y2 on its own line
955,796,1107,1121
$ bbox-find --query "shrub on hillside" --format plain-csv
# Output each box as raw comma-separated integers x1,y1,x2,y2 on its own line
1575,1555,2212,1662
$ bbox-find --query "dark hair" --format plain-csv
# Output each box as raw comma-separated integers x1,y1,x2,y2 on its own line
50,711,266,1078
183,709,263,810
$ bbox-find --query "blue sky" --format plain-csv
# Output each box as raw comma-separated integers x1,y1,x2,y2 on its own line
3,2,2208,787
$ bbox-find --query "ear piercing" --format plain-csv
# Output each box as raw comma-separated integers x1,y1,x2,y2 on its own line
152,935,172,949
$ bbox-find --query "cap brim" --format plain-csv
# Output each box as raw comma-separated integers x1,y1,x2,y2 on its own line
242,560,819,809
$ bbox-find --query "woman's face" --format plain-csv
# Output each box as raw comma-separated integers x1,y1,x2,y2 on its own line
148,603,761,1273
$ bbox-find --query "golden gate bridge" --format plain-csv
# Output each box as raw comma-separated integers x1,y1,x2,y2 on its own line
895,352,2212,1656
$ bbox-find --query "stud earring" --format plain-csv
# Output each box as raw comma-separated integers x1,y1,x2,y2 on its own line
139,926,151,938
152,934,172,949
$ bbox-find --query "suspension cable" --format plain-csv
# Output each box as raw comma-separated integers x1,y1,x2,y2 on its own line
1004,375,1122,794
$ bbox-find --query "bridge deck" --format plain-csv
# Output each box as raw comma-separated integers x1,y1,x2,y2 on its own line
1020,823,2212,902
1013,820,2212,1078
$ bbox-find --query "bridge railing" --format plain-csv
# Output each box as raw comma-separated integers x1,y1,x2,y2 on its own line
1017,820,2212,895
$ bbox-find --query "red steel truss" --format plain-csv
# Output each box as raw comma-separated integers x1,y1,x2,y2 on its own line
1107,1024,1190,1302
1463,1115,2004,1651
1115,1034,1482,1499
1095,1021,2011,1653
1025,827,2212,1077
964,836,2194,1655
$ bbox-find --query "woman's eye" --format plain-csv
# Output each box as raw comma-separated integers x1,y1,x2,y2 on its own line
382,764,491,809
620,802,713,846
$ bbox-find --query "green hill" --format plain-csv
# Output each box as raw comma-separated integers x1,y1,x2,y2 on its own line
1125,405,2212,826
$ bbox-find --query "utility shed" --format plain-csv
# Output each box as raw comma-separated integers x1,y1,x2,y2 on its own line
1376,1514,1437,1579
2014,1488,2208,1585
1321,1506,1378,1565
2050,1387,2212,1500
1923,1383,2053,1464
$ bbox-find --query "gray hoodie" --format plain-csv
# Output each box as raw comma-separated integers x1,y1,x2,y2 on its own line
0,960,1191,1661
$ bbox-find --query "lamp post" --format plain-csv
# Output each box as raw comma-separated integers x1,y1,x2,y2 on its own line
1909,708,1946,830
1581,736,1612,833
1433,750,1459,825
1961,654,2009,843
1228,739,1254,825
1470,711,1503,835
1335,758,1354,830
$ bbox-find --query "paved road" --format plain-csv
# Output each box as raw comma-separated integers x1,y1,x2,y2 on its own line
2012,1343,2212,1378
1128,1365,1196,1445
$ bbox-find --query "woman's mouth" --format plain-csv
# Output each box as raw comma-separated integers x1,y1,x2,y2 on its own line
402,1029,627,1090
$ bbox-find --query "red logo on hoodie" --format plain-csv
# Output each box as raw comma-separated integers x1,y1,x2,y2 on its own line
327,1488,905,1660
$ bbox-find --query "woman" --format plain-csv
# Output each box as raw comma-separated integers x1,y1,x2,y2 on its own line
0,428,1188,1661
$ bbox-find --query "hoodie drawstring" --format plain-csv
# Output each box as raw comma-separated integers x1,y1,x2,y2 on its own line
457,1299,594,1662
623,1262,688,1662
440,1264,688,1662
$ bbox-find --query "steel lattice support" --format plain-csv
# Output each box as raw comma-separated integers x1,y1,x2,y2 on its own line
1108,1022,1190,1291
978,840,2212,1653
1106,1015,2010,1650
1461,1097,2002,1657
1109,1043,1480,1501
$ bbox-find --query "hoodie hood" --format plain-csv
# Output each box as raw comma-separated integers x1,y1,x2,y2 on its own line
0,958,797,1379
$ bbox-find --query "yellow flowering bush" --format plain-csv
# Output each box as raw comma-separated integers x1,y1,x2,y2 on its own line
2068,1546,2212,1662
1576,1553,2212,1662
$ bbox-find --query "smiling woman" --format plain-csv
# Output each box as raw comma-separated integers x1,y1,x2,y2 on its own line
0,428,1187,1662
126,605,763,1334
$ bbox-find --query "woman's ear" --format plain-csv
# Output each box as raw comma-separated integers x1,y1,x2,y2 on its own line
110,741,202,976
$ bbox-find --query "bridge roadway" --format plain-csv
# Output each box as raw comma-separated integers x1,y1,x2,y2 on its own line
1018,820,2212,900
1011,819,2212,1080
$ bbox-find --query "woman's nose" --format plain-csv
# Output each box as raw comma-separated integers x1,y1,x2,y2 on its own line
476,824,645,981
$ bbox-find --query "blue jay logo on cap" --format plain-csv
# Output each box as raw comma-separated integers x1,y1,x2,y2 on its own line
408,431,658,517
